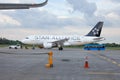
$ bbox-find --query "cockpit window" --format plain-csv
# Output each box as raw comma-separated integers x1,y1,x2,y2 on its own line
25,37,29,39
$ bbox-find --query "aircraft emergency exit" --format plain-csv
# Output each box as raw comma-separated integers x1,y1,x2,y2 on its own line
0,0,48,9
22,21,105,50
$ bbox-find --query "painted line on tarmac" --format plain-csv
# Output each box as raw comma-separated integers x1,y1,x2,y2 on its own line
87,72,120,75
0,51,48,55
91,52,120,67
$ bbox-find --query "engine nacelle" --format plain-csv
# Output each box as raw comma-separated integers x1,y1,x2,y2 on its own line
64,42,70,46
43,42,53,49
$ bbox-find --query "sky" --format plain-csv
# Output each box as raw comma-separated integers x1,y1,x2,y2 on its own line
0,0,120,43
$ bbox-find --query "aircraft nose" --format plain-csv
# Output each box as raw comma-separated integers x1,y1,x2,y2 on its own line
21,39,27,44
21,39,32,44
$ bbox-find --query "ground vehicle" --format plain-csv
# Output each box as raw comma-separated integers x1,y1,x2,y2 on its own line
9,45,21,49
84,44,105,51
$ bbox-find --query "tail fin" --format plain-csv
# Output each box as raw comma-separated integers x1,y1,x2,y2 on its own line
86,21,104,37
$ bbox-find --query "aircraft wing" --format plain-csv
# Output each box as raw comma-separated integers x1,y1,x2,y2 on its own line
52,38,69,46
0,0,48,9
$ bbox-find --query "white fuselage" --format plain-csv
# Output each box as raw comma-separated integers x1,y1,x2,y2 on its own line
21,21,105,50
22,35,105,48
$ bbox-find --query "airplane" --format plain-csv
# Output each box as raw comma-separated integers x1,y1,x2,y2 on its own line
22,21,105,50
0,0,48,9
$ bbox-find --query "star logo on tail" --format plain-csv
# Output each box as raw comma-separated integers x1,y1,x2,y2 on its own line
92,28,99,35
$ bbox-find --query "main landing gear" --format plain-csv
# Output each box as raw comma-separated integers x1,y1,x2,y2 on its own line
58,47,63,50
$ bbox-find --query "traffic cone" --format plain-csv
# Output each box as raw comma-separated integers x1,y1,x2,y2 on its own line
84,56,89,68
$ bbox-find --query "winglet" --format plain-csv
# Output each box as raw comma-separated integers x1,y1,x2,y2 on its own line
31,0,48,7
0,0,48,9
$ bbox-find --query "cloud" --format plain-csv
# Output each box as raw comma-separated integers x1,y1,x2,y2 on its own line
66,0,97,17
1,9,84,29
106,12,120,20
66,0,105,25
1,10,56,28
0,13,21,27
0,0,119,43
66,0,120,28
110,0,120,2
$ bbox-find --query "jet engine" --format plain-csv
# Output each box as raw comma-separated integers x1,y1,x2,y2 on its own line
43,42,53,49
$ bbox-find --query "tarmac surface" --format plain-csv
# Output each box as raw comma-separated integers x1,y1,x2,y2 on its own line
0,48,120,80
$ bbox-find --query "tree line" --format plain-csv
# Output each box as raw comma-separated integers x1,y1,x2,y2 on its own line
0,38,21,45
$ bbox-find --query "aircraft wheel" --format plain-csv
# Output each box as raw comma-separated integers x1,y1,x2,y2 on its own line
59,47,63,50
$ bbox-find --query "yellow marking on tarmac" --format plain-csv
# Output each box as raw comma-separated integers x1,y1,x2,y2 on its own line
112,61,117,64
100,55,108,60
87,72,120,75
106,58,112,62
117,64,120,67
88,51,120,67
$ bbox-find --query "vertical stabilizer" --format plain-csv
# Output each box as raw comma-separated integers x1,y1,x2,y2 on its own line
86,21,103,37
